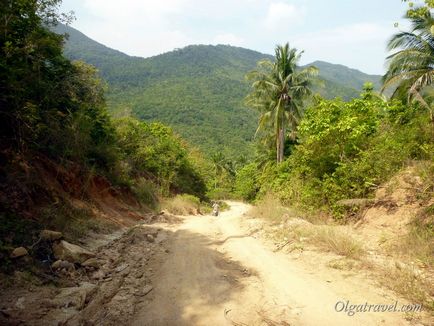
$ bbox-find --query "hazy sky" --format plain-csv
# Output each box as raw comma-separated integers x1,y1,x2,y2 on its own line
60,0,409,74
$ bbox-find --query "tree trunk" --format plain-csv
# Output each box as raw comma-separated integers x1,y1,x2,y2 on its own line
276,128,285,163
276,131,280,163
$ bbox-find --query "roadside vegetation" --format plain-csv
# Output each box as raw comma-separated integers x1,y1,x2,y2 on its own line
241,0,433,312
237,1,433,218
0,0,209,266
161,194,202,216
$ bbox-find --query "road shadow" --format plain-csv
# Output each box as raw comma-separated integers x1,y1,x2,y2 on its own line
131,227,258,326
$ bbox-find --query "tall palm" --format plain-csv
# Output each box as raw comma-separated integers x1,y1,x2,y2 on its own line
382,11,434,118
210,152,225,189
246,43,318,163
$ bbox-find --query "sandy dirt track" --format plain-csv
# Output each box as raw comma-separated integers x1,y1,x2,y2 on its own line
132,202,414,326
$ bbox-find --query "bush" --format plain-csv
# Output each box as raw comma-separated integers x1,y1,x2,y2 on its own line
234,162,259,201
162,194,201,215
250,193,289,222
206,187,234,200
114,118,207,199
259,97,434,217
131,178,159,210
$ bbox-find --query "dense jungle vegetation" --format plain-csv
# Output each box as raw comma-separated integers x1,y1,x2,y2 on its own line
235,1,434,218
0,0,208,255
53,23,383,161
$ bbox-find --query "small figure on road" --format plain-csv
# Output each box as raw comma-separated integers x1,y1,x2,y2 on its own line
212,202,220,216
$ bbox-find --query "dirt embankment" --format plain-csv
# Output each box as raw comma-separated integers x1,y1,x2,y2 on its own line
0,152,166,324
0,211,180,325
0,153,152,230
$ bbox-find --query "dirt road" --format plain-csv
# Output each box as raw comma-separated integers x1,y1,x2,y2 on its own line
132,202,414,326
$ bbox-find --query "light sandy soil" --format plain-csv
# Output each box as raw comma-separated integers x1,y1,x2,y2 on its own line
132,201,422,326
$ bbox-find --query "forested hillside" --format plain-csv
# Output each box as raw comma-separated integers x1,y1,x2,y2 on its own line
0,0,208,266
54,24,382,159
309,61,382,93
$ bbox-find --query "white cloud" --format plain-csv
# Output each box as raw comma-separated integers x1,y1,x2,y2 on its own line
292,22,394,73
128,30,193,57
264,2,305,30
68,0,194,57
66,0,263,57
212,33,245,46
82,0,188,21
300,23,391,44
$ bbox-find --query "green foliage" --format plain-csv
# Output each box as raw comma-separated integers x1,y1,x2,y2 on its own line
114,117,207,199
403,0,434,19
131,178,159,209
311,61,382,99
205,151,237,198
53,23,384,160
296,97,383,176
256,95,434,217
383,9,434,119
0,0,119,175
234,163,259,201
0,0,208,220
246,43,318,163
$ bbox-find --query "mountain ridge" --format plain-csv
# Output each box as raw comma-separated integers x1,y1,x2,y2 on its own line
54,23,382,159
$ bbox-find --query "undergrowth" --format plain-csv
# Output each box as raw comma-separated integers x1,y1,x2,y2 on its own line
162,194,201,215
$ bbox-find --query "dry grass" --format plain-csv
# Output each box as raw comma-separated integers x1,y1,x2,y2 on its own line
376,264,434,313
161,194,200,215
377,206,434,313
397,206,434,267
253,193,365,259
327,257,358,270
292,224,366,259
311,226,365,259
250,193,294,222
270,221,365,259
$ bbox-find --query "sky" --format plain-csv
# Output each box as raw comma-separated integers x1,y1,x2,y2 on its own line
60,0,410,75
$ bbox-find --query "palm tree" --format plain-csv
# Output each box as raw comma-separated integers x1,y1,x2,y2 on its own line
210,152,226,189
246,43,318,163
382,11,434,119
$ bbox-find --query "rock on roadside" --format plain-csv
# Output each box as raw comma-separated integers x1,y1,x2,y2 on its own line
52,240,95,264
47,282,97,310
81,258,101,269
40,230,63,241
10,247,28,259
51,260,75,271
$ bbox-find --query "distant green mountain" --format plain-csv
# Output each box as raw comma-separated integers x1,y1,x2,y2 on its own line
54,24,382,159
309,60,382,94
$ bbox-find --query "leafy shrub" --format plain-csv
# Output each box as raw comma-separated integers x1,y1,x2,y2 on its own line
234,162,259,201
114,117,207,199
257,96,434,217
